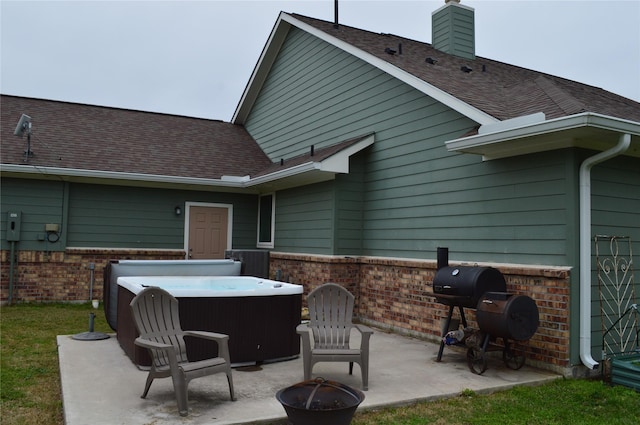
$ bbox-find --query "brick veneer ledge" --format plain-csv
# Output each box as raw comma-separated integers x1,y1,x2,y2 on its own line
1,249,572,375
270,252,572,376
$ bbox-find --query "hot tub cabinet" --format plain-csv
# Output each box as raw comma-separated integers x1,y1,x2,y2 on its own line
116,276,302,366
103,259,243,331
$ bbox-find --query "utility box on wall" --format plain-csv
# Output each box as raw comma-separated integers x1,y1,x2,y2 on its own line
6,211,22,241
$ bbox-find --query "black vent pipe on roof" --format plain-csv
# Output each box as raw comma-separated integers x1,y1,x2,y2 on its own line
334,0,339,28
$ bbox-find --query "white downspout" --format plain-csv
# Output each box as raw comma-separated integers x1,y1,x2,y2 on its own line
579,133,631,369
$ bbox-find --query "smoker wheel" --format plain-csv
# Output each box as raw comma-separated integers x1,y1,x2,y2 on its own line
503,345,526,370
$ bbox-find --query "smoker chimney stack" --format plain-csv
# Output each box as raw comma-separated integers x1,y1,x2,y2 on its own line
432,0,475,60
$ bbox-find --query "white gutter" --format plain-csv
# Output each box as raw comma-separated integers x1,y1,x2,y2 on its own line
447,112,640,157
1,134,375,190
245,162,321,187
0,164,246,188
0,162,325,189
578,133,631,369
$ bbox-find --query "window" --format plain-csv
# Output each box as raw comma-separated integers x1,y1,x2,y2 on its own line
257,193,275,248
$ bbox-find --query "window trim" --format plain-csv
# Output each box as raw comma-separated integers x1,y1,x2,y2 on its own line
256,193,275,248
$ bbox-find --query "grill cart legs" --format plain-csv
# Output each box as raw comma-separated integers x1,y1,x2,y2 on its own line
436,304,467,362
465,331,526,375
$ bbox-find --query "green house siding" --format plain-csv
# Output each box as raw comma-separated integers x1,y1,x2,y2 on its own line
245,27,424,161
335,155,366,255
274,181,335,254
0,178,67,251
1,178,260,250
362,149,576,265
271,156,365,256
589,154,640,361
246,28,581,265
68,184,259,249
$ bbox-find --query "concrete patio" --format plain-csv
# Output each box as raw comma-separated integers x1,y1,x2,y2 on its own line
58,329,559,425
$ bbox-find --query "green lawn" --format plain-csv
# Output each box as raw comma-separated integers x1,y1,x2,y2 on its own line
1,303,638,425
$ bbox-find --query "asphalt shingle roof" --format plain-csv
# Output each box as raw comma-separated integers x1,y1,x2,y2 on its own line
3,13,639,181
292,14,640,122
1,96,272,179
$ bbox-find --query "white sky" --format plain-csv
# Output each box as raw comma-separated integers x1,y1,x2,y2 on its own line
2,0,639,121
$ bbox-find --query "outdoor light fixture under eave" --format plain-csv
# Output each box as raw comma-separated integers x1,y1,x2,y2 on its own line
13,114,33,160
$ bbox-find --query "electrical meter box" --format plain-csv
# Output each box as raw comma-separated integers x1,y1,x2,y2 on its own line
6,211,22,241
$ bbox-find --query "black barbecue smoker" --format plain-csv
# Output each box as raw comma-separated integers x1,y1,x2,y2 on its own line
432,247,539,374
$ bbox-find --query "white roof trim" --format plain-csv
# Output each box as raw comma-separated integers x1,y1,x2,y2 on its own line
246,133,375,187
319,134,375,172
1,135,375,191
0,164,245,188
446,112,640,160
246,162,321,187
232,13,289,123
233,12,497,126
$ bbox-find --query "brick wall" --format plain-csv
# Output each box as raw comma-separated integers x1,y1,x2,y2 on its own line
271,252,572,375
1,248,185,303
1,248,571,374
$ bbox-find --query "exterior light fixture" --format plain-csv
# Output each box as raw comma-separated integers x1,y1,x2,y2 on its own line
175,206,182,216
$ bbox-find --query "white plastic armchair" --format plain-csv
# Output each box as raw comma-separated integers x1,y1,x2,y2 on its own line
130,286,235,416
296,283,373,390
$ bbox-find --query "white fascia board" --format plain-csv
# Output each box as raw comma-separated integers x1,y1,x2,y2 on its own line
245,162,321,187
1,135,374,190
247,134,375,186
446,112,640,156
318,134,375,172
0,164,245,188
281,14,497,126
232,12,291,123
1,144,358,190
234,12,497,126
477,112,546,135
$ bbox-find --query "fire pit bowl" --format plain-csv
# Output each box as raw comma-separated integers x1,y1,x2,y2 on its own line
276,378,365,425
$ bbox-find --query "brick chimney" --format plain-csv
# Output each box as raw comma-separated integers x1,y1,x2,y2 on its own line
432,0,475,60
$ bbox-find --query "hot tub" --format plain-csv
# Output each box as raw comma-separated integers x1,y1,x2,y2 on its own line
116,276,302,366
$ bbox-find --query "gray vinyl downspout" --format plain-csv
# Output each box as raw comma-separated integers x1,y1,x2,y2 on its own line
579,133,631,369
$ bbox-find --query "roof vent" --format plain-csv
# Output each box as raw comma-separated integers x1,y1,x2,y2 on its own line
384,47,396,55
461,65,472,73
426,57,438,64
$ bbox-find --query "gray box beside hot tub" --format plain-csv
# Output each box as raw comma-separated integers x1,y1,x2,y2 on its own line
225,249,270,278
